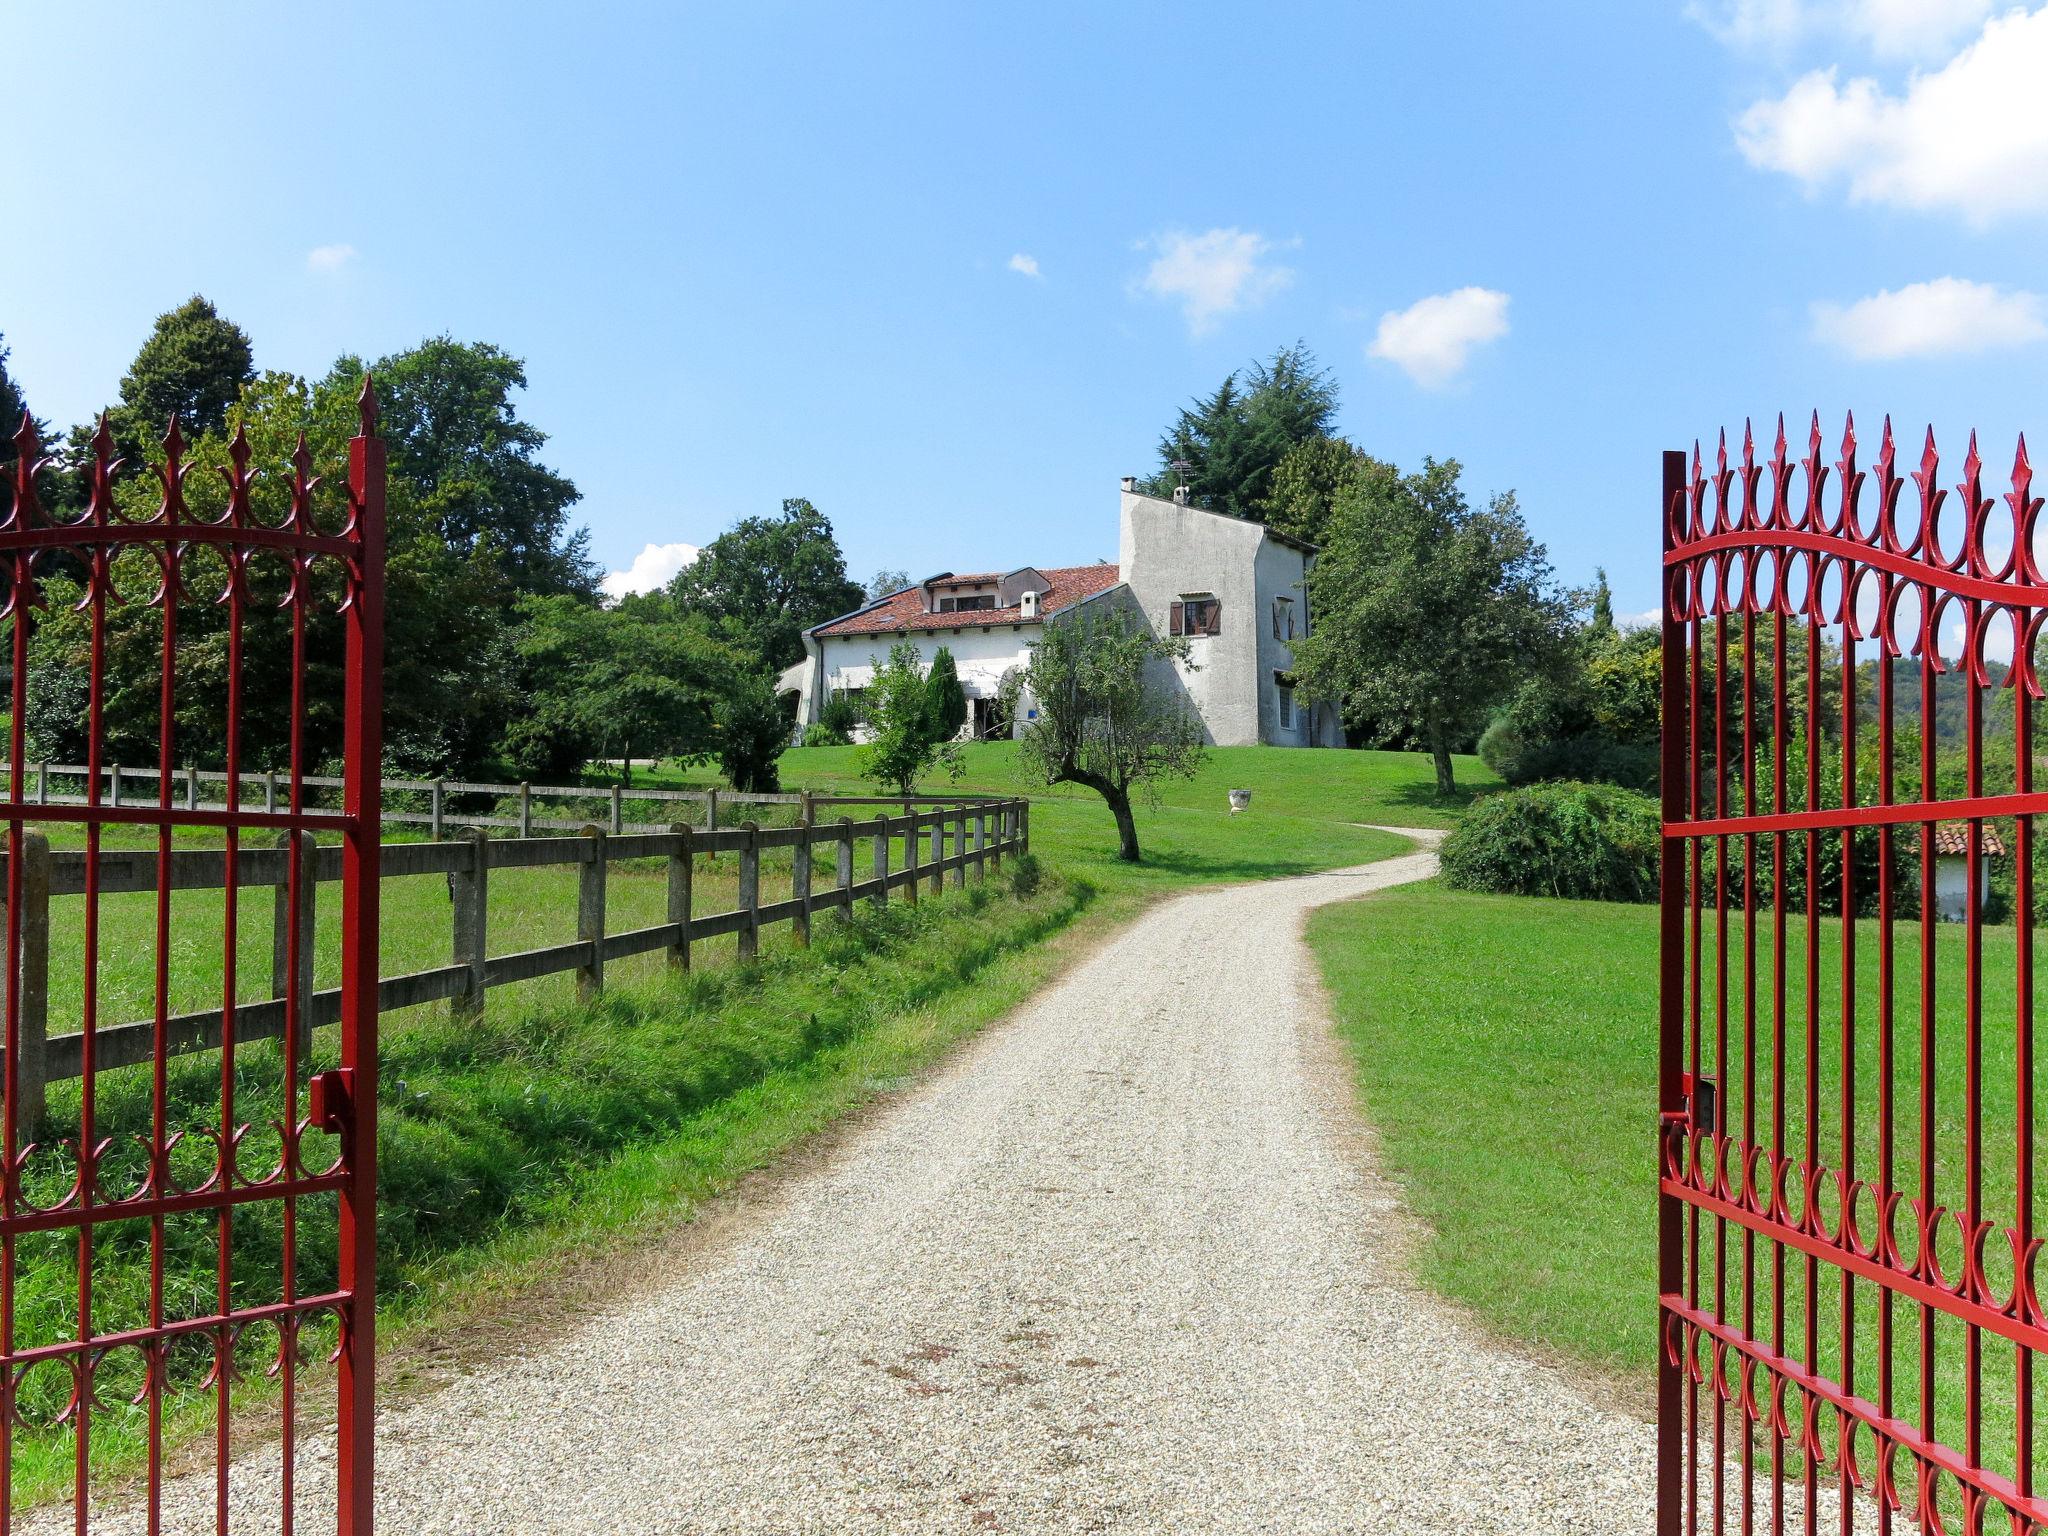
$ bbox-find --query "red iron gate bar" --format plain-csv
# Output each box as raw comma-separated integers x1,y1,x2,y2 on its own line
0,388,383,1532
1658,417,2045,1534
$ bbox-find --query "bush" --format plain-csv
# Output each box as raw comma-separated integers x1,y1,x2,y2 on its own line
1008,851,1043,898
1439,780,1661,903
818,688,860,739
802,721,849,748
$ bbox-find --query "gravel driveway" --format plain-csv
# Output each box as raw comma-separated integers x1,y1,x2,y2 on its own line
59,829,1653,1533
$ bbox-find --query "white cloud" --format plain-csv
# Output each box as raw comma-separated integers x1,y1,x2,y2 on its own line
1367,287,1511,388
600,541,700,603
1690,0,1997,57
306,243,358,274
1007,252,1041,278
1136,228,1292,336
1735,8,2048,219
1810,277,2047,359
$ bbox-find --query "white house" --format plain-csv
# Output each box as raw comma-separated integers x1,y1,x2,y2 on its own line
779,480,1342,748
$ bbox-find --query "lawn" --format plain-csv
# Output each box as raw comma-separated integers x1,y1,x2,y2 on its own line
1308,879,2047,1500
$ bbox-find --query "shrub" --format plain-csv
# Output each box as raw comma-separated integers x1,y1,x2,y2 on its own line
802,721,849,748
1439,780,1661,903
818,688,860,739
1008,851,1043,898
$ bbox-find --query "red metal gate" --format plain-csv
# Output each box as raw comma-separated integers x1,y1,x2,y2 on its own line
1660,417,2045,1532
0,388,383,1530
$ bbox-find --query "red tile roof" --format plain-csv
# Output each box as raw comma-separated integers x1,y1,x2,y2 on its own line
813,564,1123,637
1933,821,2007,858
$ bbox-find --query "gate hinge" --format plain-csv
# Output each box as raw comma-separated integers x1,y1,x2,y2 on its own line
1677,1072,1717,1136
308,1069,355,1135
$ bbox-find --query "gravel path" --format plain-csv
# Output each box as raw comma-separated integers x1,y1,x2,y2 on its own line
61,830,1654,1533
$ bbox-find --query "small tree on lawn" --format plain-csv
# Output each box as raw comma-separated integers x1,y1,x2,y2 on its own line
855,640,958,795
1012,608,1203,862
926,646,968,741
716,669,792,792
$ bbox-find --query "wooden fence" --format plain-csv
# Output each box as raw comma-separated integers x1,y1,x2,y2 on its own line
1,764,1013,837
1,798,1028,1132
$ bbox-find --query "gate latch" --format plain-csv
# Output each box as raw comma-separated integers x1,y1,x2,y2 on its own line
1680,1072,1718,1135
308,1069,355,1136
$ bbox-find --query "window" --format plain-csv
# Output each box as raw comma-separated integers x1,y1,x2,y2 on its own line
936,594,995,613
1170,595,1221,637
1277,680,1294,730
1272,596,1294,641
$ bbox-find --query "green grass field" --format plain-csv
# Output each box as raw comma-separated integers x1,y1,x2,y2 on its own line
1308,879,2047,1497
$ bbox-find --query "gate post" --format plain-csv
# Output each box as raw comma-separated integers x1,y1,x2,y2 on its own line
578,825,607,1001
1655,448,1686,1536
667,822,693,971
450,827,489,1020
13,832,51,1140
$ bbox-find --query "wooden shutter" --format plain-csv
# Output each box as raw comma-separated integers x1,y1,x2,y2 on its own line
1169,601,1184,635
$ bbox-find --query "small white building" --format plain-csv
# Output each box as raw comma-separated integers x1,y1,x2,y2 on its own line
1932,821,2004,922
780,481,1342,748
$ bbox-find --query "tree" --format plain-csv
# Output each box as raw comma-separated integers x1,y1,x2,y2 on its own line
716,670,791,792
114,295,255,449
854,640,953,795
505,594,729,782
669,498,865,672
1260,433,1378,547
1150,343,1339,520
1012,607,1203,862
1293,458,1572,797
326,339,594,599
0,332,28,439
925,647,968,741
868,568,910,599
1589,567,1615,636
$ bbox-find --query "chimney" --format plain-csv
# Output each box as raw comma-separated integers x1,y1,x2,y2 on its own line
1120,475,1137,494
1173,485,1191,506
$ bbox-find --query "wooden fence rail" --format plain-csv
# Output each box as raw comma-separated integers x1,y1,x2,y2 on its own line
1,764,1007,838
0,799,1028,1132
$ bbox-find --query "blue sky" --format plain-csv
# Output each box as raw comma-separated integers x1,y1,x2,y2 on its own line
6,1,2048,624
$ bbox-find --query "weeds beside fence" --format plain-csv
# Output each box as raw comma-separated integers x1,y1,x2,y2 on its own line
1,798,1028,1132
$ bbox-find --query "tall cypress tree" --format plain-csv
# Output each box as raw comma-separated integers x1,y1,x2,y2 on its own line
926,647,968,741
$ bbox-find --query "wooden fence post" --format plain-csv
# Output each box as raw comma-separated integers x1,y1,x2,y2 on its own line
738,821,760,961
928,815,944,898
577,825,606,1001
271,831,317,1061
34,763,47,806
185,764,199,810
799,789,814,827
1020,799,1029,853
13,833,50,1139
792,821,812,948
950,810,966,890
264,769,277,815
518,781,533,838
873,816,890,908
108,764,121,809
705,788,719,831
450,827,489,1020
610,784,624,834
973,811,986,881
430,781,445,841
902,811,919,906
667,823,692,971
836,816,854,922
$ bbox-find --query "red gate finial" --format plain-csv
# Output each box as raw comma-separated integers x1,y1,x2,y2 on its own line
357,373,378,438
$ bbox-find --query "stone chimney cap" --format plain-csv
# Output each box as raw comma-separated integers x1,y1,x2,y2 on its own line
1120,475,1137,493
1172,485,1191,505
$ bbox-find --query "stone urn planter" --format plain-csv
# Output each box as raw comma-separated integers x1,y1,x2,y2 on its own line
1228,788,1252,815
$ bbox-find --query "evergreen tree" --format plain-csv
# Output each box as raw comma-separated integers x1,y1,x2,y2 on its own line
1150,343,1339,520
114,295,255,446
0,332,27,437
926,647,968,741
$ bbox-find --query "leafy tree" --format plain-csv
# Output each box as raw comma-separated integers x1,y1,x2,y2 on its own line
1150,343,1339,520
867,568,910,600
1479,625,1660,790
1011,608,1203,862
1260,433,1378,547
1294,457,1572,797
925,647,968,741
504,593,728,782
716,670,791,792
1589,567,1615,636
113,295,255,450
669,497,865,672
854,640,954,795
817,689,860,740
326,339,594,599
0,332,28,439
